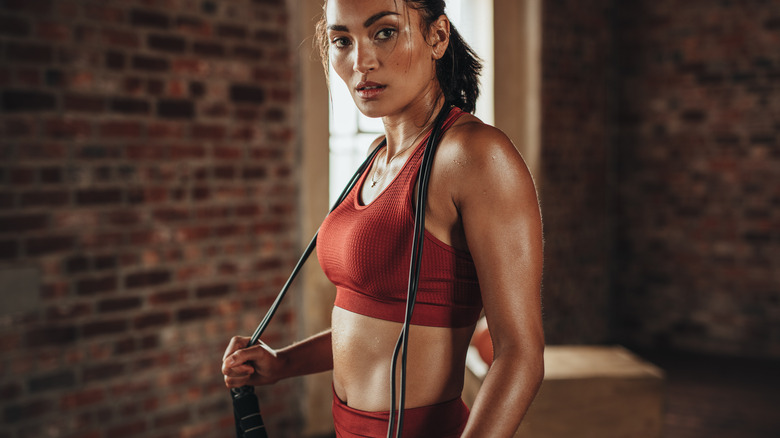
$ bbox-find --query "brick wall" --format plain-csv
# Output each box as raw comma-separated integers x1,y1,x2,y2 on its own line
0,0,303,436
539,0,616,344
615,0,780,357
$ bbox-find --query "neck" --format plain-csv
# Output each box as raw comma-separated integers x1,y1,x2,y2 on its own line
380,89,446,160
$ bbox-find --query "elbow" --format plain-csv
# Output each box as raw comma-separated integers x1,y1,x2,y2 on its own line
493,342,545,389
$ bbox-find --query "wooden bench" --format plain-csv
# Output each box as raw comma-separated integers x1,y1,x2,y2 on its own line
463,345,665,438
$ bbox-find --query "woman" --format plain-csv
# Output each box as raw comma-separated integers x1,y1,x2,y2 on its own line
222,0,544,436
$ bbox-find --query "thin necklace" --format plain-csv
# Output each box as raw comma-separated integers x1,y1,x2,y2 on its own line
370,122,432,188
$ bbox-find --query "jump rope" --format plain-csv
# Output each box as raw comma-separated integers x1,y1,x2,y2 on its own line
232,103,454,438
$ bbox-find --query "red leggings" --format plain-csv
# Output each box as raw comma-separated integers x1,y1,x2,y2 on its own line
332,389,469,438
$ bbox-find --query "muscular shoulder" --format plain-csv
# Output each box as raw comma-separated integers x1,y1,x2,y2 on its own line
435,116,536,205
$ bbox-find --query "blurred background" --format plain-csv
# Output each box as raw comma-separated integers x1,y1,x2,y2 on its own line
1,0,778,437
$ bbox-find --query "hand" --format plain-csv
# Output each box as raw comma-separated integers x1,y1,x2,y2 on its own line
222,336,285,388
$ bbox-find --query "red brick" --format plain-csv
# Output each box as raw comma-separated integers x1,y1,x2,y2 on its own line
157,99,194,118
242,166,267,180
213,166,236,180
19,190,68,207
1,0,53,14
44,118,91,139
229,84,264,103
26,235,75,256
171,58,209,75
125,269,171,289
232,44,263,60
148,122,186,139
127,144,167,160
82,319,127,338
217,23,247,39
0,240,18,259
6,42,53,64
4,117,35,136
176,306,211,322
107,420,147,438
132,54,169,72
99,121,143,138
0,383,22,400
134,312,171,329
191,123,225,139
28,370,76,393
76,275,117,296
202,102,229,117
148,33,186,53
213,145,242,160
0,14,31,37
84,4,124,23
169,144,206,159
15,68,41,87
36,20,70,41
110,97,150,114
254,29,284,43
154,408,191,428
3,398,53,423
2,90,56,111
60,388,104,409
130,8,170,29
76,188,122,206
39,167,63,183
193,40,226,57
149,288,188,304
46,303,91,321
175,15,211,36
25,326,77,347
98,297,142,313
195,283,230,298
0,214,48,234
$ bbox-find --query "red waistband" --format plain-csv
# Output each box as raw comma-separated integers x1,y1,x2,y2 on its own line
332,388,469,438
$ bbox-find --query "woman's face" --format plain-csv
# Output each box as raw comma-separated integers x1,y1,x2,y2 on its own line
325,0,440,118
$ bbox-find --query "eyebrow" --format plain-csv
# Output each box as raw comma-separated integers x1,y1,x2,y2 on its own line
327,11,400,32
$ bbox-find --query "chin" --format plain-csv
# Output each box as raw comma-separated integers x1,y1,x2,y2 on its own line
353,100,387,119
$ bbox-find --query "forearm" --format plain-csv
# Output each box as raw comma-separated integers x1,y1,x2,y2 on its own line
461,349,544,438
276,329,333,380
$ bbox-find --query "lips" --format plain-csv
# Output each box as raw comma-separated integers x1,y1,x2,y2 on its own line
356,81,386,99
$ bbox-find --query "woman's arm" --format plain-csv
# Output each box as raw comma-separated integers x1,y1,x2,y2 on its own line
448,124,545,437
222,329,334,388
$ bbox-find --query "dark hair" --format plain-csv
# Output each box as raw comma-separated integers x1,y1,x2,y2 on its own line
315,0,482,113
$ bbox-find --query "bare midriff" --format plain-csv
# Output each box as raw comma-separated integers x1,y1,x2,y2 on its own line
331,306,476,412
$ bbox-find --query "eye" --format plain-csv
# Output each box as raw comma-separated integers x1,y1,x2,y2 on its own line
331,36,351,49
375,28,396,41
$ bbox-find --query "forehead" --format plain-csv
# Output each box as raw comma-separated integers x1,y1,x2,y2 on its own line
325,0,407,25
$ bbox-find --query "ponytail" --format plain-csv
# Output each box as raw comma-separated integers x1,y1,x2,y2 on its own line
435,23,481,113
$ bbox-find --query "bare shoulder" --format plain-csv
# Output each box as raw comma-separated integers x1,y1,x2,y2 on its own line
437,114,535,194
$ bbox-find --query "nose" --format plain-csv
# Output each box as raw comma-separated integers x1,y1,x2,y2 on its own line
353,42,378,74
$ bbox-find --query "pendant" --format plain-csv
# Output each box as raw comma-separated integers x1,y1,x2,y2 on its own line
371,180,377,187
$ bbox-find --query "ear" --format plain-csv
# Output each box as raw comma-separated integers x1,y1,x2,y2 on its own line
429,15,450,60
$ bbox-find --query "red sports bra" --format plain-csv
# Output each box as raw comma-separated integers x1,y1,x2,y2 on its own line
317,107,482,328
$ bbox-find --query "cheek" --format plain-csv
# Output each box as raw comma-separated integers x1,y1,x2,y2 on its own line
330,52,353,81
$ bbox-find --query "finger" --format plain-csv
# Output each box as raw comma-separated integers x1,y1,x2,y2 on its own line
222,336,249,361
224,374,248,389
222,364,254,377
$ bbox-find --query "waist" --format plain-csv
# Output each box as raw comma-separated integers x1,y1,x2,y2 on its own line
331,306,475,412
